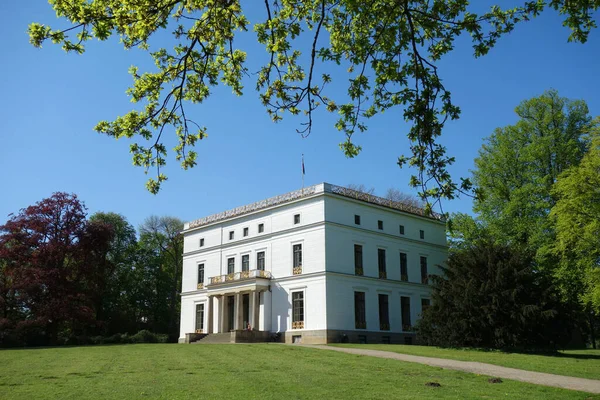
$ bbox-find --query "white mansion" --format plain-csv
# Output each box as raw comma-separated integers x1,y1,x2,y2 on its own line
179,183,447,344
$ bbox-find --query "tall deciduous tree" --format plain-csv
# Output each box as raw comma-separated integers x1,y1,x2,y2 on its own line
139,216,184,339
473,90,595,254
0,193,113,345
551,127,600,314
27,1,599,209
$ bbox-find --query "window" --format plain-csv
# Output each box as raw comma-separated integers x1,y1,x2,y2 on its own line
258,223,264,233
293,244,302,274
241,254,249,272
354,215,361,225
419,229,425,239
243,227,249,237
195,304,204,332
292,291,304,329
400,252,408,281
378,248,386,279
354,292,366,329
378,220,384,230
401,296,412,331
399,225,405,235
378,294,390,331
420,256,428,284
421,298,431,314
199,238,205,247
197,264,204,288
257,251,265,271
354,244,363,275
294,214,300,224
227,257,235,274
229,231,234,240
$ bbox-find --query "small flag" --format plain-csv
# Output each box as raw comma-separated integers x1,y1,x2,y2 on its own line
302,154,305,175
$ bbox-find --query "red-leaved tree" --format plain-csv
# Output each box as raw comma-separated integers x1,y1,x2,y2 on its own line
0,192,113,346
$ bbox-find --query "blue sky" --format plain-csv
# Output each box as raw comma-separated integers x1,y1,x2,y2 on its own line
1,2,598,230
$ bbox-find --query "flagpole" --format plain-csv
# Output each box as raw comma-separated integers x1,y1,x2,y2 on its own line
302,153,305,194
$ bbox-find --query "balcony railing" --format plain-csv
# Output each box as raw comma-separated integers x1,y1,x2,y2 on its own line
292,321,304,329
293,266,302,275
379,270,387,279
380,322,390,331
208,269,272,285
402,324,413,332
355,321,366,329
355,267,364,276
400,274,408,282
197,283,204,289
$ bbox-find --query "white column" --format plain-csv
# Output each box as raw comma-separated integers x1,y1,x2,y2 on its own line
219,295,226,333
234,292,242,330
251,291,260,330
261,289,272,332
207,296,213,334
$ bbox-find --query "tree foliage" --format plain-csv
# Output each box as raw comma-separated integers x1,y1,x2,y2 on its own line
417,238,572,349
473,90,595,253
551,126,600,313
0,195,185,346
0,193,113,345
28,1,599,209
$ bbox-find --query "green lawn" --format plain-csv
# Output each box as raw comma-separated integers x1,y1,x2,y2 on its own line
333,344,600,380
0,344,597,399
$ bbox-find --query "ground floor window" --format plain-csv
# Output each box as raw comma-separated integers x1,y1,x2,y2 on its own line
292,291,304,329
401,296,412,331
378,294,390,331
354,291,366,329
195,303,204,332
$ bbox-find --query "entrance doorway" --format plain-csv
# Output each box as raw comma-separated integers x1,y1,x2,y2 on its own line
227,295,235,331
243,293,250,328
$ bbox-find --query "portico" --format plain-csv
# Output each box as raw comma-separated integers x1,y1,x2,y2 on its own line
202,269,272,334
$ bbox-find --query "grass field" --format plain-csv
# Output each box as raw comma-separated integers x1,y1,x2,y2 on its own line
333,344,600,380
0,344,598,399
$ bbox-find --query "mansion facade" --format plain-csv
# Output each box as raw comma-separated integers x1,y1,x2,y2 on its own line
179,183,447,344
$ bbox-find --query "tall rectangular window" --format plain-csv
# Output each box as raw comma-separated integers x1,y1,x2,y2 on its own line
354,292,366,329
195,303,204,332
292,291,304,329
378,294,390,331
257,251,265,271
258,223,264,233
378,248,386,279
227,257,235,274
199,238,205,247
354,244,363,275
400,253,408,281
293,244,302,274
420,256,428,284
399,225,405,235
229,231,234,240
197,264,204,288
378,220,384,230
243,227,249,237
241,254,249,272
419,230,425,239
421,298,431,314
401,296,412,331
354,215,361,225
294,214,300,224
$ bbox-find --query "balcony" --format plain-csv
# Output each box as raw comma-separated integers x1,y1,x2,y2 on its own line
380,322,390,331
379,270,387,279
402,324,413,332
355,267,364,276
400,274,408,282
293,266,302,275
197,283,204,289
355,321,366,330
208,269,272,286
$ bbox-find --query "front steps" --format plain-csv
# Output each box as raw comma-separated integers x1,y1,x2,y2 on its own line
191,333,232,344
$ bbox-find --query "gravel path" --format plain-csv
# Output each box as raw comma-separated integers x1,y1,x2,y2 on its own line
302,345,600,394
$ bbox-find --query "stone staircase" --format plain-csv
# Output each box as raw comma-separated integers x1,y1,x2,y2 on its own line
191,332,232,344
